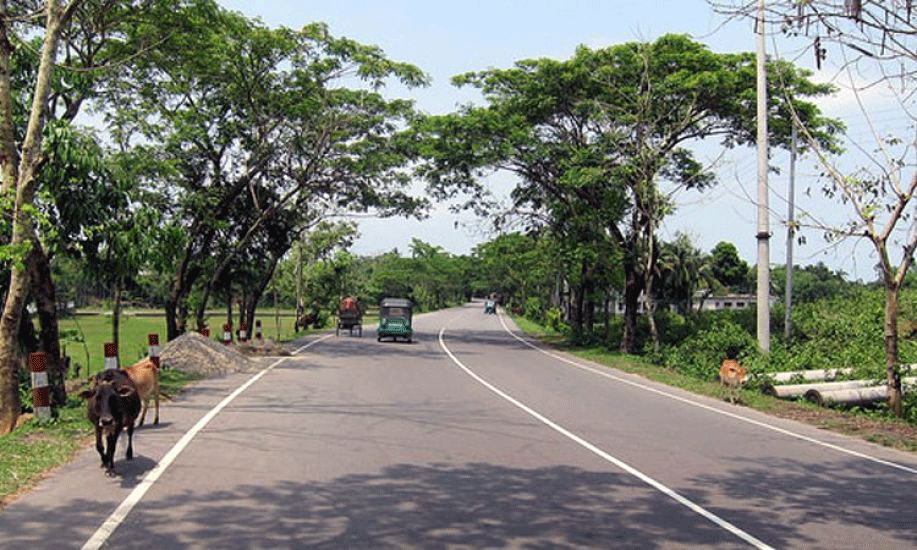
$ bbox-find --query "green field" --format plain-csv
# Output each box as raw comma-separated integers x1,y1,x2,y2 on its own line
59,310,306,377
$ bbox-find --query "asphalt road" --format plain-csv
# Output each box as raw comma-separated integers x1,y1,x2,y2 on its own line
3,302,917,549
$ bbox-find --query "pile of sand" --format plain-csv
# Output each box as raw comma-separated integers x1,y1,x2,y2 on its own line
160,332,256,376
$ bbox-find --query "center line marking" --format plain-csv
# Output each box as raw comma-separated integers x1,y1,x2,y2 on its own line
438,326,774,549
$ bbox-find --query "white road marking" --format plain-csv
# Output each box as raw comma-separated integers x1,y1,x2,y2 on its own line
495,312,917,476
81,334,334,550
437,326,775,550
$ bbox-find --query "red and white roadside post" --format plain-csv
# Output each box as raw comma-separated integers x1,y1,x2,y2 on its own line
199,325,210,338
148,333,161,369
104,342,118,370
29,352,50,420
223,322,232,345
239,323,247,343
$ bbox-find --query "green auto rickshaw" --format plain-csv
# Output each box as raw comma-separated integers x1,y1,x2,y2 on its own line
377,298,413,343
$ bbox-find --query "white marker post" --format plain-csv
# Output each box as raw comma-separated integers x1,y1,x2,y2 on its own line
29,352,50,420
148,333,161,369
104,342,118,370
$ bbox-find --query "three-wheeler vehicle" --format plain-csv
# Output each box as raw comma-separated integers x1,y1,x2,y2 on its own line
377,298,413,343
336,296,362,336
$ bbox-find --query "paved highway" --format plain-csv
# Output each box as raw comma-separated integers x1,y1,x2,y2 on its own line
3,302,917,549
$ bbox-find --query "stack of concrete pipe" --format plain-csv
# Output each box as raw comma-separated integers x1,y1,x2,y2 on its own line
761,369,916,407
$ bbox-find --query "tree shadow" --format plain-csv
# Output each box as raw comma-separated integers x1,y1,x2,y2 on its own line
685,455,917,548
3,462,782,549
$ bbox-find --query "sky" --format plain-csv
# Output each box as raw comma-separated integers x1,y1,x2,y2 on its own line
215,0,905,281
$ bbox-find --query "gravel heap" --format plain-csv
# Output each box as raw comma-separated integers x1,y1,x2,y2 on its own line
160,331,256,376
235,338,292,357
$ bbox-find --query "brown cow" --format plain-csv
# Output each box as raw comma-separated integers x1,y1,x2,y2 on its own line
124,358,160,427
719,359,747,404
80,369,142,474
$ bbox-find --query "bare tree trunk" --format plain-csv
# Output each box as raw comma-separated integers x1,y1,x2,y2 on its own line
644,273,659,353
165,258,202,340
884,285,903,416
583,267,596,335
570,277,584,341
244,257,280,338
0,2,73,433
225,287,233,331
620,239,643,354
28,245,66,405
644,220,659,353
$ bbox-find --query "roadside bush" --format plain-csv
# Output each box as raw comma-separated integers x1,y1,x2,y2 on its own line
784,287,917,377
545,307,567,334
653,318,757,380
524,296,546,324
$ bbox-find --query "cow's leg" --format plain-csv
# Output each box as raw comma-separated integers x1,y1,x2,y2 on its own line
125,423,134,460
104,431,118,472
95,428,106,467
136,400,147,427
153,384,159,425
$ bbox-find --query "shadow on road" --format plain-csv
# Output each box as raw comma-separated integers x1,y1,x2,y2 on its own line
3,461,798,549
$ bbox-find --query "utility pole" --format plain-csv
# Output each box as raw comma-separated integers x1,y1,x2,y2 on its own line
785,125,796,342
756,0,770,353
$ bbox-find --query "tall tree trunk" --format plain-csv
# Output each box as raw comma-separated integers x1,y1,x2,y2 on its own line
111,284,121,353
570,280,584,341
194,267,219,331
165,294,180,342
165,257,202,340
0,3,71,433
620,240,643,354
28,245,66,405
582,261,596,335
644,221,659,353
225,287,233,332
621,271,641,355
244,258,279,339
884,285,903,416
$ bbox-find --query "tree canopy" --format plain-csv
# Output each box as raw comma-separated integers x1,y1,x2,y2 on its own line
416,33,840,351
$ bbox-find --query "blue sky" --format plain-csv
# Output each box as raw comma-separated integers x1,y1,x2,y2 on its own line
217,1,894,280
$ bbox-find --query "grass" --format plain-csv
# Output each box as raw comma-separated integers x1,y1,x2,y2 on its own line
0,401,90,507
60,309,306,376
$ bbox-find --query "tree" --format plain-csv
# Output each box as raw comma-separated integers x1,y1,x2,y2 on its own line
712,0,917,416
771,262,850,305
0,0,97,433
418,34,839,353
408,239,467,311
103,10,428,341
0,0,209,433
710,241,751,292
282,221,358,326
654,232,710,315
471,232,554,311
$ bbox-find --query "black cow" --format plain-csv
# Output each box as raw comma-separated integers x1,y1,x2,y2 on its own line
80,369,142,474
